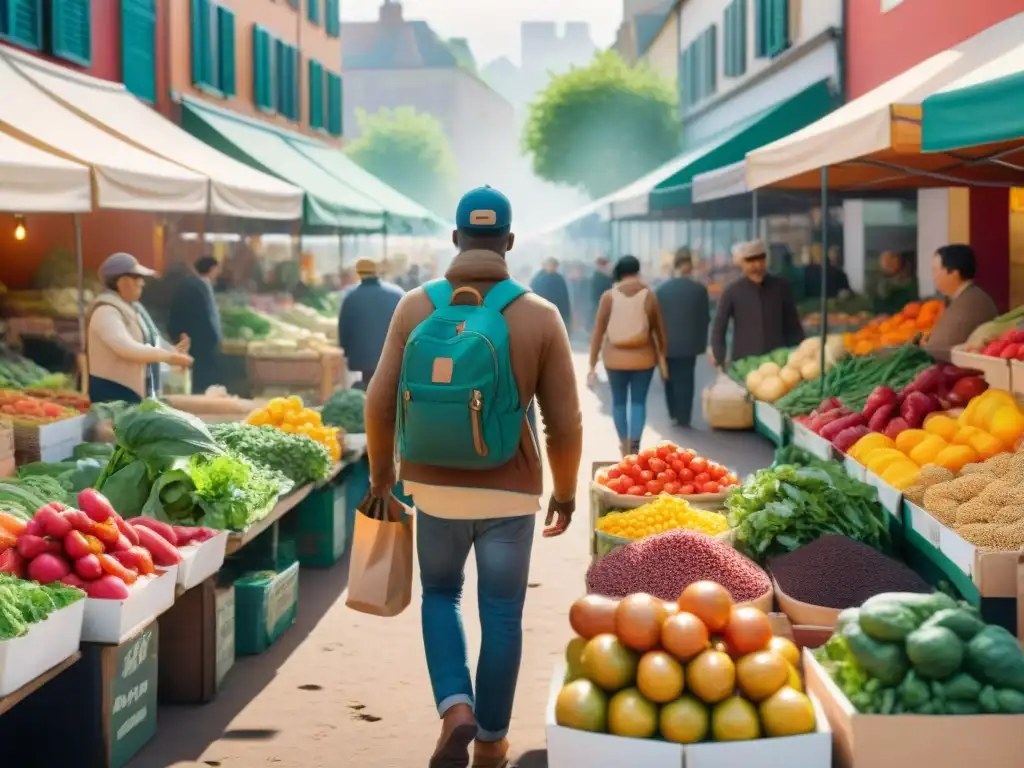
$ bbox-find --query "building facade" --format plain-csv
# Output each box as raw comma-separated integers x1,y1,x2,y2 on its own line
640,5,679,81
845,0,1024,309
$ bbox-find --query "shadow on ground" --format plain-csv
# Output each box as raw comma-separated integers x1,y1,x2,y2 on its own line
130,552,353,767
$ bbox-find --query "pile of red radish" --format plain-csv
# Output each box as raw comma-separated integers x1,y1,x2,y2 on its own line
0,489,217,600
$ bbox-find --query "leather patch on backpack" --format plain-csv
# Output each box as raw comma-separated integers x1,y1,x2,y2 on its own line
432,357,453,383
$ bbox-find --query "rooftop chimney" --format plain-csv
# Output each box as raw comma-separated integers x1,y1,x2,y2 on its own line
379,0,403,25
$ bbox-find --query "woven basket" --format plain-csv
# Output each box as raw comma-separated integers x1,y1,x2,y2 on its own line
591,480,729,511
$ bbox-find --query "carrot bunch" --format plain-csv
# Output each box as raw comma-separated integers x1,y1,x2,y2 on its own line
844,300,945,356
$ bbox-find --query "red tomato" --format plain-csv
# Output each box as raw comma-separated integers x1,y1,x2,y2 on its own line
703,481,721,494
656,443,676,460
626,485,646,496
638,448,657,463
622,455,639,467
689,457,708,474
663,481,682,495
694,472,711,485
607,466,623,480
596,471,609,486
676,452,692,467
709,464,727,480
670,459,687,474
648,458,667,474
646,480,664,494
679,484,696,495
724,473,739,486
630,464,646,481
609,477,629,493
659,469,678,482
639,470,655,483
681,448,697,460
678,468,695,483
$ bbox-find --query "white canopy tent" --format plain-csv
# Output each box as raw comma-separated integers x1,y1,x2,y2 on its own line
0,132,91,213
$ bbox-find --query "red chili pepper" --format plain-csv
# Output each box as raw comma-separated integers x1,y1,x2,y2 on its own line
98,553,138,585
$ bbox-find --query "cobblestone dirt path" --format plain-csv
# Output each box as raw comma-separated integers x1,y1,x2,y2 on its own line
132,353,772,768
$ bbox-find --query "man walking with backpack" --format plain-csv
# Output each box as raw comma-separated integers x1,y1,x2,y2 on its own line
364,186,583,768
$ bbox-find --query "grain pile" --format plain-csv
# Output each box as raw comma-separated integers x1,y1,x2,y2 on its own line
586,528,771,602
768,535,932,609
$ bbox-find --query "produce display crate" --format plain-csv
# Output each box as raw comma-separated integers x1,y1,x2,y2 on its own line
805,649,1023,768
0,599,84,697
901,499,1022,639
12,412,85,464
285,481,349,567
863,471,905,549
247,349,346,405
950,346,1010,389
546,662,832,768
754,401,788,446
234,559,300,656
1011,359,1024,396
0,620,160,768
790,421,834,462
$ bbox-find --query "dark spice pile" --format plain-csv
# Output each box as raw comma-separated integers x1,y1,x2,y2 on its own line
767,534,932,609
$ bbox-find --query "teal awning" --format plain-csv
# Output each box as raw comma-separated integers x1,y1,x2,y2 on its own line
534,78,837,235
288,138,448,234
180,98,384,230
922,32,1024,152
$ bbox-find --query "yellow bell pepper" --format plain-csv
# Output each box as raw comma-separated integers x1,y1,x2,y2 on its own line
952,426,985,446
908,435,946,466
966,430,1006,461
865,448,911,475
895,429,931,454
849,433,896,462
931,444,977,473
923,413,959,442
972,390,1018,430
988,405,1024,450
881,460,920,490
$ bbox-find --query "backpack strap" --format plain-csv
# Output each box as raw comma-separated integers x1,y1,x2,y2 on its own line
423,279,452,310
483,279,528,313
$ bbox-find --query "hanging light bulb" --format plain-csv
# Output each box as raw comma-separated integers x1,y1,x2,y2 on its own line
13,215,26,241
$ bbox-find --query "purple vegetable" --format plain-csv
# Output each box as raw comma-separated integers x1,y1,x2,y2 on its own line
902,365,943,395
834,425,871,453
900,391,941,428
884,418,910,440
861,386,898,422
820,413,864,441
868,402,897,433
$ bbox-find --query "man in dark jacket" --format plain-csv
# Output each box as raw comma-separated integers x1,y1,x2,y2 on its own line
530,258,572,330
338,258,405,389
589,256,613,332
168,255,222,393
655,248,710,426
711,239,804,368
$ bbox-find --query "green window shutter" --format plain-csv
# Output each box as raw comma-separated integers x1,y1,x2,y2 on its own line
308,59,323,129
0,0,42,50
275,38,287,115
325,0,339,37
326,71,342,136
724,3,734,78
121,0,156,103
768,0,789,57
707,26,717,96
252,25,268,109
754,0,767,57
190,0,214,87
736,0,747,75
277,42,298,120
307,0,320,26
50,0,91,66
217,4,235,95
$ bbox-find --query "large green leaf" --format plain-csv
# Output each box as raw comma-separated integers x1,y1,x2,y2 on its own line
114,399,223,462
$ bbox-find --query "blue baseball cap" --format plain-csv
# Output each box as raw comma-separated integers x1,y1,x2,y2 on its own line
455,185,512,234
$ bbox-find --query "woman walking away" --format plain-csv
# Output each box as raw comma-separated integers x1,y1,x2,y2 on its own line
588,255,668,456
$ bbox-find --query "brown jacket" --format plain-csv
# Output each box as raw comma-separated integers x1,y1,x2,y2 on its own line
589,279,668,371
924,283,999,362
365,250,583,501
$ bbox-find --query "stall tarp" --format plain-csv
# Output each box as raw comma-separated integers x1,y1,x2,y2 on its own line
1,47,302,221
0,52,206,212
746,13,1024,191
0,132,91,213
289,140,447,233
922,26,1024,151
691,161,749,204
181,98,384,231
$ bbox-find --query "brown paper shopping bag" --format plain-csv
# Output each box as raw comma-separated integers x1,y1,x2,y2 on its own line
346,492,414,617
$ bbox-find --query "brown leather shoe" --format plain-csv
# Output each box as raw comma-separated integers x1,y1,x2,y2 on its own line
471,738,509,768
429,705,478,768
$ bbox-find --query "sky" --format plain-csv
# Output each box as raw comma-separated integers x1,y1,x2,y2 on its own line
340,0,623,66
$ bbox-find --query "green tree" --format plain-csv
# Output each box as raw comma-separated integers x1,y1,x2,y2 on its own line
523,51,680,198
345,106,459,217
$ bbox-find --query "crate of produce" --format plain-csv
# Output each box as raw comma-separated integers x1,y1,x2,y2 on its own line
790,421,835,462
234,559,299,656
754,400,787,446
81,566,177,645
951,346,1010,389
287,482,349,567
805,649,1023,768
12,412,86,464
0,595,85,697
0,620,159,768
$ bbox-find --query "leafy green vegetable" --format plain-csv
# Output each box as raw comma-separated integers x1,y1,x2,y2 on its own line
728,348,792,385
321,388,366,433
210,422,331,485
98,460,152,519
0,481,54,520
0,574,85,640
220,306,273,340
725,461,889,559
72,442,115,461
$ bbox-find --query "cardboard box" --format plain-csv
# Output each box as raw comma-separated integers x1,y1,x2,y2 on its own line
753,401,785,446
790,422,834,461
176,530,229,591
864,472,903,521
546,663,832,768
235,559,299,656
843,454,866,483
951,347,1010,389
1010,360,1024,396
82,567,177,644
215,586,236,690
0,620,159,767
804,649,1024,768
12,413,86,464
287,482,349,567
157,576,216,705
0,599,85,696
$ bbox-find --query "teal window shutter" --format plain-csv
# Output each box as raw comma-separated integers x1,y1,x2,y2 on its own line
121,0,156,103
325,0,339,37
767,0,789,57
754,0,767,57
307,0,320,26
275,37,287,115
326,71,342,136
707,26,717,96
252,25,268,109
217,4,235,95
308,59,323,129
0,0,43,50
276,42,298,120
723,3,733,78
290,46,300,120
50,0,91,66
736,0,747,76
190,0,213,87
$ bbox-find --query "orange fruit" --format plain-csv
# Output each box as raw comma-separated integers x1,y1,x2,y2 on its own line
637,651,685,703
735,650,789,702
723,606,772,656
678,581,733,633
766,636,800,667
759,687,816,737
661,611,710,661
685,650,735,704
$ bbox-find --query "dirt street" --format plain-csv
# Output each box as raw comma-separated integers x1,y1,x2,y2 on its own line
131,353,772,768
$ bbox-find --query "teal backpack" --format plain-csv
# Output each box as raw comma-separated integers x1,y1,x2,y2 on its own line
397,278,528,469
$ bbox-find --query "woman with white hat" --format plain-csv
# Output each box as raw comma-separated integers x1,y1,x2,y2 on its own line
85,252,193,403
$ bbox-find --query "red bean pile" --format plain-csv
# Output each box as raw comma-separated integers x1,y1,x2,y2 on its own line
586,529,772,602
768,535,932,609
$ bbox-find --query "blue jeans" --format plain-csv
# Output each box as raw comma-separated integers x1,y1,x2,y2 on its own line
607,367,655,442
417,510,536,741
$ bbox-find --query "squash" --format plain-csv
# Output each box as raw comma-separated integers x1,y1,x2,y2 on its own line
906,626,964,680
758,361,782,377
779,366,801,387
799,360,820,381
754,376,788,403
964,625,1024,690
745,370,764,391
841,622,909,685
921,608,985,642
859,598,922,642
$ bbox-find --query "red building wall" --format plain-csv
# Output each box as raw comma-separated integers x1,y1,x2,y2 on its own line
846,0,1024,98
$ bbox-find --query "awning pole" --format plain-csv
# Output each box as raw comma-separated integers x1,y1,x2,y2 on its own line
381,224,388,263
751,189,759,240
337,228,343,271
74,214,84,351
819,167,829,398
